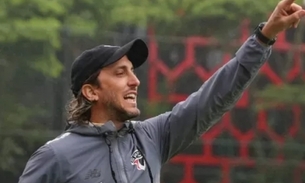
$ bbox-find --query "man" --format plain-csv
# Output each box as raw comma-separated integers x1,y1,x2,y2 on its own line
19,0,305,183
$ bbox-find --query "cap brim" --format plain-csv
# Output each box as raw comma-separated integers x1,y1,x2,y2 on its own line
104,39,149,68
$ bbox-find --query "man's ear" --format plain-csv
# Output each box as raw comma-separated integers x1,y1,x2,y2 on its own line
81,84,99,102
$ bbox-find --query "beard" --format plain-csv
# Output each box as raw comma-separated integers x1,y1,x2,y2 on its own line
101,90,140,122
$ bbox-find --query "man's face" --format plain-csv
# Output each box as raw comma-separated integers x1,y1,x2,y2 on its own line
94,56,141,122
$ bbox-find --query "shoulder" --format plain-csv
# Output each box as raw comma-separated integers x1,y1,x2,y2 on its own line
46,132,72,146
44,132,101,157
130,120,156,140
45,132,72,150
44,132,84,158
131,112,171,129
22,144,60,175
19,141,63,182
31,143,56,161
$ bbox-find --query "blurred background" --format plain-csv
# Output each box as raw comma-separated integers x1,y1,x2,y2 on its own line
1,0,305,182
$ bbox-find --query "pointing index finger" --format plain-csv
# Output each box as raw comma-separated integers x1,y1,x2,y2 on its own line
280,0,296,6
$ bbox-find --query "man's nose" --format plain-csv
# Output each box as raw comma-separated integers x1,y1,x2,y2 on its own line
128,73,140,87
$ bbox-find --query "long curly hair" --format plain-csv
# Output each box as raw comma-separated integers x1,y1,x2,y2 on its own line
66,69,101,125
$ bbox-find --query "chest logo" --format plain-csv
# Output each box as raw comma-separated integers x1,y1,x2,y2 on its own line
131,149,146,171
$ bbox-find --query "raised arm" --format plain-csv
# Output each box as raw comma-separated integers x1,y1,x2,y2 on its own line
141,35,271,163
140,0,305,164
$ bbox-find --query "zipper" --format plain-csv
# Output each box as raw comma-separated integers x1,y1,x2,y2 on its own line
114,140,129,183
117,138,130,183
99,125,129,183
113,139,130,183
104,136,118,183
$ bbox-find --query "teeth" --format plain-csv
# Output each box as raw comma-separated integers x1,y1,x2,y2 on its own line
125,94,136,99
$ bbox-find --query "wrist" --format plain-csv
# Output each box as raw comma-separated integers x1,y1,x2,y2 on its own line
254,22,277,46
261,25,277,40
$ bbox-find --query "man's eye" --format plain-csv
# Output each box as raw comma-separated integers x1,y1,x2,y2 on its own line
116,72,124,76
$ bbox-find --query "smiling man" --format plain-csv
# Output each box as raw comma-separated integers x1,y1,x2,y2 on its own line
19,0,305,183
87,56,142,127
68,41,147,130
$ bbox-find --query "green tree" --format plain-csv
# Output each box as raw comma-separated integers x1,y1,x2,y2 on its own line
0,0,127,178
111,0,303,37
0,0,67,176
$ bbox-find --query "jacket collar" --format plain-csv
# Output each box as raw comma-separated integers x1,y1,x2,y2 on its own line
66,120,134,138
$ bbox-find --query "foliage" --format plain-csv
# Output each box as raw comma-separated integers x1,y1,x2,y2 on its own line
111,0,304,37
0,0,63,177
0,0,144,176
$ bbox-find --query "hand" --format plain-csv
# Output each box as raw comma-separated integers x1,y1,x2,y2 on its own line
262,0,305,39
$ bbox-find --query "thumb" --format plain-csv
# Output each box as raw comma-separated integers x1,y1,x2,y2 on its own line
282,10,305,25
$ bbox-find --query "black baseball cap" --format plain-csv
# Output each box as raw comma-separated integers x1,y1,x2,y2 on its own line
70,39,149,97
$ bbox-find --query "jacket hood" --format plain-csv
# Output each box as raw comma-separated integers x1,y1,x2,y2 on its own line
65,121,134,137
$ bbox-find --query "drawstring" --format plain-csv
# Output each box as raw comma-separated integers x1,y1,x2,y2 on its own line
102,125,154,183
66,122,153,183
104,133,118,183
128,128,154,183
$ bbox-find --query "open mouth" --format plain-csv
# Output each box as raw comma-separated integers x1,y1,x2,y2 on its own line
124,93,137,103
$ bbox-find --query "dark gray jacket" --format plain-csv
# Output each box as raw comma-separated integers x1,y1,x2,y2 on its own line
18,35,271,183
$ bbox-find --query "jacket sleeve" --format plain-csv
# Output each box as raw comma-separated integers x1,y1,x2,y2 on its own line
140,35,272,164
18,145,62,183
